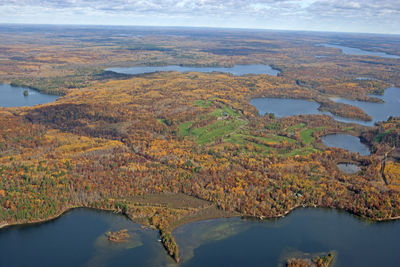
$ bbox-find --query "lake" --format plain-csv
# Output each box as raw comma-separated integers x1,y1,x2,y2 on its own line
321,134,370,156
332,87,400,126
0,209,173,267
0,84,59,107
249,97,351,122
320,44,400,59
337,163,360,174
250,87,400,126
250,98,324,118
175,208,400,267
107,64,280,76
2,208,399,266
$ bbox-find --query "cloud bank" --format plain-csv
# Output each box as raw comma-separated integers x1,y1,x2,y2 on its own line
1,0,399,34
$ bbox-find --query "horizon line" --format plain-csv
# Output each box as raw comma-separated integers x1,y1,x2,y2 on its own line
1,22,399,37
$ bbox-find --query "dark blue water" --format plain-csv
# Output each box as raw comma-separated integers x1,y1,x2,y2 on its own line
1,208,399,266
0,209,172,267
0,84,59,107
175,208,400,267
107,64,280,76
320,44,400,59
322,134,370,156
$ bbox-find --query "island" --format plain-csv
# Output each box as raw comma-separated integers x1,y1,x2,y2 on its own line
106,229,130,242
286,252,335,267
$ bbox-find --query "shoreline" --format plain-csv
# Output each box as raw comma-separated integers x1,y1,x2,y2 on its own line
0,205,120,230
2,202,400,232
1,202,400,263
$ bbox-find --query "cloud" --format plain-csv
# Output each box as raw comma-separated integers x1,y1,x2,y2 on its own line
308,0,400,17
0,0,399,34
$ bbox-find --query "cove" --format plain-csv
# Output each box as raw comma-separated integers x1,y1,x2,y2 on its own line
321,134,370,156
0,209,173,267
332,87,400,126
107,64,280,76
320,44,400,59
250,87,400,126
0,84,59,107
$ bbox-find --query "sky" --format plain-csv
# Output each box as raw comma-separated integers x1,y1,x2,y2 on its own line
1,0,399,34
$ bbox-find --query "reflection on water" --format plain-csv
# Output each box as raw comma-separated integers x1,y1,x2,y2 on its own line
107,64,280,76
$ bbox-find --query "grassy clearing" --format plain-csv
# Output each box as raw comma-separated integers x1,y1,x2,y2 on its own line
300,126,326,144
194,100,212,108
287,123,306,132
193,119,245,145
178,121,193,136
211,106,240,117
178,103,244,145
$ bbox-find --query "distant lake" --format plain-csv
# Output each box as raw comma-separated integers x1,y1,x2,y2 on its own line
250,87,400,126
1,208,400,266
107,64,280,76
320,44,400,59
0,84,58,107
322,134,370,156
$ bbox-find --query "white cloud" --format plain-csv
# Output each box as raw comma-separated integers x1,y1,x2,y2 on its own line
0,0,399,34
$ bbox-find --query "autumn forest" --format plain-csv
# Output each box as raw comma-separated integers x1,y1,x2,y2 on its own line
0,25,400,262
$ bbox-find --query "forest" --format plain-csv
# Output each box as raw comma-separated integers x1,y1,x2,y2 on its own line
0,25,400,262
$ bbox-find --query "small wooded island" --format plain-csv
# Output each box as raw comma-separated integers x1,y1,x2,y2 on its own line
286,252,335,267
106,229,130,242
0,25,399,265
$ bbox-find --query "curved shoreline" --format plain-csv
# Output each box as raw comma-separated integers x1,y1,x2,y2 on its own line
0,205,121,230
1,202,400,264
2,202,400,232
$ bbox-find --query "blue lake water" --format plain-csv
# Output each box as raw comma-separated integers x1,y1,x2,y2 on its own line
1,208,399,266
175,208,400,267
0,84,59,107
107,64,280,76
321,134,370,156
332,87,400,126
0,209,173,267
250,87,400,126
320,44,400,59
250,98,324,117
